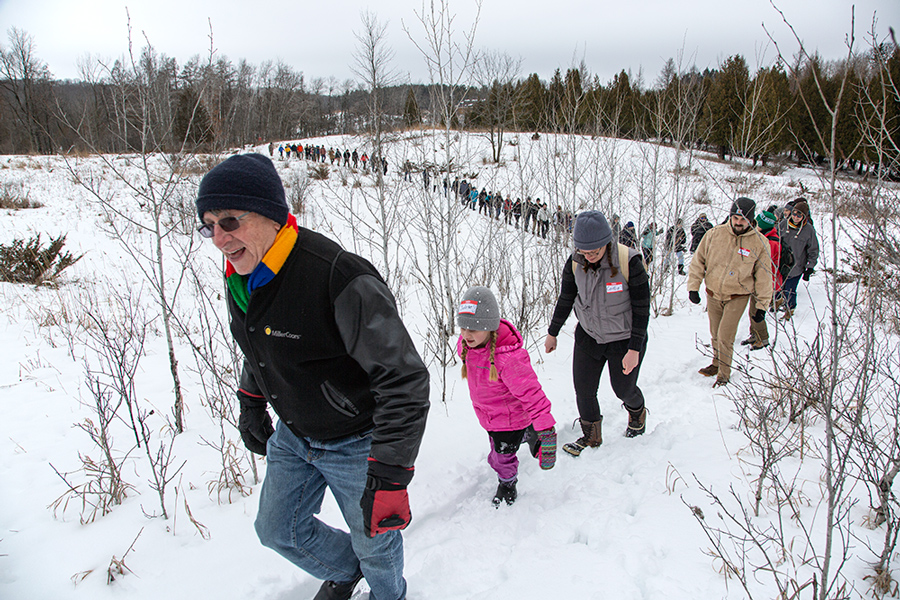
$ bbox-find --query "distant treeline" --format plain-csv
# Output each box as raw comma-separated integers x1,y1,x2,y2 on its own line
1,26,898,176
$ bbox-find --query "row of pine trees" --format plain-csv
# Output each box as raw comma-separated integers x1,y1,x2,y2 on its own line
3,22,899,175
463,49,900,172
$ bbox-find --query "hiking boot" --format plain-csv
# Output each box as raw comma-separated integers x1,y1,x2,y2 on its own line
492,479,517,507
677,265,685,276
698,363,719,377
740,336,756,346
624,406,647,438
314,572,364,600
750,340,769,351
782,307,793,321
562,417,603,456
712,378,729,388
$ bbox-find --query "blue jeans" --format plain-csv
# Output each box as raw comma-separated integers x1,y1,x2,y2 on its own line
781,275,801,310
255,421,406,600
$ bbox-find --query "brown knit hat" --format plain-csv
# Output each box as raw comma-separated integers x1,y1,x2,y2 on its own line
793,199,810,220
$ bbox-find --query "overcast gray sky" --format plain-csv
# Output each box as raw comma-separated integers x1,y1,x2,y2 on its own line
1,0,897,87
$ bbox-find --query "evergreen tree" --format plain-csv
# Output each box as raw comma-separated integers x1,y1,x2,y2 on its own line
740,63,793,166
548,68,565,131
790,55,834,165
403,86,421,127
700,54,749,159
514,73,547,132
603,70,639,138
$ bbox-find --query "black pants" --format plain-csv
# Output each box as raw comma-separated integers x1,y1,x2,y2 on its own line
572,325,646,422
488,426,539,457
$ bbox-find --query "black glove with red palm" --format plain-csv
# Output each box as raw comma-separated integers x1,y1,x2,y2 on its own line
360,459,414,537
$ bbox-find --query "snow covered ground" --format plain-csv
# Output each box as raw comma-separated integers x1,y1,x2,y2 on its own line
0,131,884,599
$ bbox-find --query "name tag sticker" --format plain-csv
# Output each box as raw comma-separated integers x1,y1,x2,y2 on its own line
738,247,750,257
459,300,478,314
606,282,624,293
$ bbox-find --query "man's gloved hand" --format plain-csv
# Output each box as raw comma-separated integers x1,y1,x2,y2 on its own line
751,308,766,323
360,459,414,537
238,402,274,455
689,290,701,305
802,268,814,281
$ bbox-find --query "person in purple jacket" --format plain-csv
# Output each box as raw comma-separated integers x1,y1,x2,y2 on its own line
456,286,557,507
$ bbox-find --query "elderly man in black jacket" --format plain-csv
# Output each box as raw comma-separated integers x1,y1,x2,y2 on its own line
196,154,429,600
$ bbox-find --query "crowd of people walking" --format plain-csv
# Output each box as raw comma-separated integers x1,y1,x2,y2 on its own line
197,149,822,599
269,141,389,175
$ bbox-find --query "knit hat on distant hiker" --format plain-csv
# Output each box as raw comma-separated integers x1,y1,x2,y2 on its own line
196,153,288,226
573,210,613,250
730,197,756,222
793,199,810,219
756,210,777,233
457,286,500,332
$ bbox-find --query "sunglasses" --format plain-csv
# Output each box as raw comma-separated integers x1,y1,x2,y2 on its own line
197,212,251,238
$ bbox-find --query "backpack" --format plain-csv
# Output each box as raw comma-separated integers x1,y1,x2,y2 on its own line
778,242,794,281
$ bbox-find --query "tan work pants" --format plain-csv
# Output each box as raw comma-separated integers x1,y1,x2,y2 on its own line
707,291,750,382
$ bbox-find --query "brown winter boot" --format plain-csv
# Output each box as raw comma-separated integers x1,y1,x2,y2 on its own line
782,307,793,321
624,406,647,438
698,363,719,377
563,417,603,457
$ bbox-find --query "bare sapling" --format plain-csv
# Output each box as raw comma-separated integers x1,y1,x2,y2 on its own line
175,255,260,494
403,0,482,401
57,14,218,434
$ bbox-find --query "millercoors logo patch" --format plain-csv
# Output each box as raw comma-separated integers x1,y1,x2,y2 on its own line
265,326,301,339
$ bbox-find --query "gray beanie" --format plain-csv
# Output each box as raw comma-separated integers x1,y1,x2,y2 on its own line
457,286,500,331
573,210,613,250
196,153,289,226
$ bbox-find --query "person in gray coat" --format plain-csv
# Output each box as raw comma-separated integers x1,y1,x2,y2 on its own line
776,198,819,320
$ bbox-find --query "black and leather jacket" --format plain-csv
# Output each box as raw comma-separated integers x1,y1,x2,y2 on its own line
229,228,430,468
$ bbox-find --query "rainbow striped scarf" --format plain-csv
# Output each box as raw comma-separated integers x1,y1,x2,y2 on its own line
226,214,298,313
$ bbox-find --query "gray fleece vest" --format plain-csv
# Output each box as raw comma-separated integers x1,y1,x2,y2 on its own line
573,245,639,344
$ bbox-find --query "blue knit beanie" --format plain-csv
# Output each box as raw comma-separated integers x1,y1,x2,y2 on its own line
196,154,288,226
573,210,613,250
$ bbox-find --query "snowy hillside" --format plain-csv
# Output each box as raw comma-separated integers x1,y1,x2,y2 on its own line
0,130,894,600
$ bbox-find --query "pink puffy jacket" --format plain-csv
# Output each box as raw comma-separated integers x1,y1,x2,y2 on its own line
457,319,555,432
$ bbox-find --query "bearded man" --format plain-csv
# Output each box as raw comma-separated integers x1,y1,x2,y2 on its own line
687,197,773,387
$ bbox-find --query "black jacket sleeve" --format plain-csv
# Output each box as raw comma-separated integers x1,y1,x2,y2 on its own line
548,256,578,337
236,360,267,408
627,254,650,351
333,274,430,468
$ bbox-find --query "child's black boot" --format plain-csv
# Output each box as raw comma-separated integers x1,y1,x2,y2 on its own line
492,479,517,507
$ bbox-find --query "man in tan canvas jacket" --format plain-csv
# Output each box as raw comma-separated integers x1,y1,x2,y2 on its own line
687,197,774,387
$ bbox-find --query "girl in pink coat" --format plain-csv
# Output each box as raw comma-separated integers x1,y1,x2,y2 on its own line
456,286,556,507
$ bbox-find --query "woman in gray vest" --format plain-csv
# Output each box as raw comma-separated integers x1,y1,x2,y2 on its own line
544,210,652,456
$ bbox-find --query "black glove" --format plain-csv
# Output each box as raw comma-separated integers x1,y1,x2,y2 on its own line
238,402,274,455
689,290,701,305
360,460,414,537
802,268,814,281
751,308,766,323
